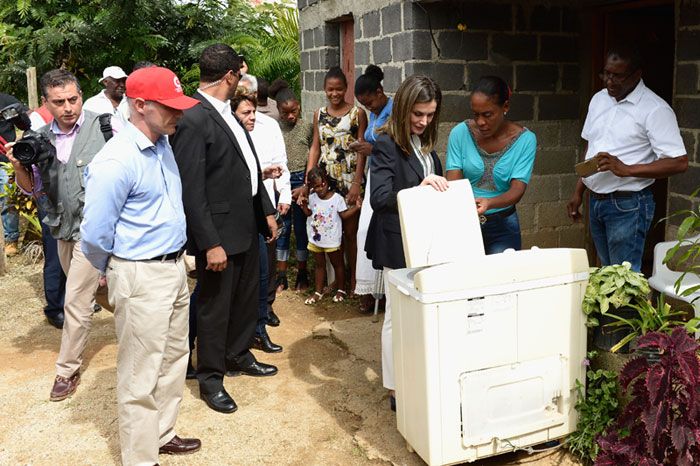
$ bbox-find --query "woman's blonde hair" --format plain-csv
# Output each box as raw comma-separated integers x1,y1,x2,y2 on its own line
231,86,257,111
381,75,441,156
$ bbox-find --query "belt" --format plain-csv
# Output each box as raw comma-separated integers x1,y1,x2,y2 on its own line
146,249,185,262
479,205,516,224
590,186,651,200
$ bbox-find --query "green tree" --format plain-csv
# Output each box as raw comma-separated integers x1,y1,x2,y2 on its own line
0,0,300,101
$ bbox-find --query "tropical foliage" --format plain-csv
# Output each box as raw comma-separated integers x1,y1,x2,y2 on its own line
0,0,300,101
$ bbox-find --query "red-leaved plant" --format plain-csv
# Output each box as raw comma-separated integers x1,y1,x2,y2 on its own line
595,327,700,466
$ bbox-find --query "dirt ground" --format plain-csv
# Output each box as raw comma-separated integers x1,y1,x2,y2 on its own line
0,255,581,466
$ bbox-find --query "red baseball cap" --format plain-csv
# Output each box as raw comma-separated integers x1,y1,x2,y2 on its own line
126,67,199,110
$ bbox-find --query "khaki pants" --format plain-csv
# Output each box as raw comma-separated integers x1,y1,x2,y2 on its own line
107,256,190,466
56,240,100,378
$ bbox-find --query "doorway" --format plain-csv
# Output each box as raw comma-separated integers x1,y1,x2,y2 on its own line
588,0,675,275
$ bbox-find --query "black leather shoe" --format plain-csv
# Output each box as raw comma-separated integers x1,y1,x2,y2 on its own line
253,334,283,353
267,310,280,327
226,360,278,377
186,355,197,380
46,311,65,329
201,389,237,413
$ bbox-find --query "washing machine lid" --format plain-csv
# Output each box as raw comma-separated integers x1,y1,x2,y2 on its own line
387,248,590,301
397,179,485,269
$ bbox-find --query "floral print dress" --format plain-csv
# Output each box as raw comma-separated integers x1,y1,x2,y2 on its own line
318,106,361,196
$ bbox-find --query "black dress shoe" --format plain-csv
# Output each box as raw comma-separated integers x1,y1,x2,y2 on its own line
253,334,283,353
267,310,280,327
201,389,237,413
46,311,65,329
226,360,278,377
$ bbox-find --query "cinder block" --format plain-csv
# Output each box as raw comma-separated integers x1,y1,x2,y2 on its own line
678,30,700,61
372,37,392,64
559,225,586,248
381,3,403,35
491,34,538,62
405,62,465,91
521,175,559,203
508,94,535,122
522,229,559,249
516,64,558,92
676,98,700,128
392,31,433,61
539,36,578,62
675,64,698,96
538,94,580,120
363,11,381,38
669,164,700,197
533,149,577,175
438,31,488,61
537,201,569,228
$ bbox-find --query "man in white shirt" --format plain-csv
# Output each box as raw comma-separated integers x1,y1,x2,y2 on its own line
83,66,127,130
567,45,688,271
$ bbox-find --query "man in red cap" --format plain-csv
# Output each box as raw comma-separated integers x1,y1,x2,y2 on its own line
80,66,201,466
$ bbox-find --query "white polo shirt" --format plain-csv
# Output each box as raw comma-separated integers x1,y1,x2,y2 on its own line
250,111,292,206
581,79,686,194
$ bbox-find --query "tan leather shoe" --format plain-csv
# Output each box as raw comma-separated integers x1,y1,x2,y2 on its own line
159,436,201,455
50,372,80,401
4,242,18,257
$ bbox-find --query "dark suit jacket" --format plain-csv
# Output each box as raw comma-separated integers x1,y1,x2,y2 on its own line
171,92,275,256
365,133,443,270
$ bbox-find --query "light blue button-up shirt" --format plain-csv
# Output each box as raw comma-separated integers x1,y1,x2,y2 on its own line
80,122,187,273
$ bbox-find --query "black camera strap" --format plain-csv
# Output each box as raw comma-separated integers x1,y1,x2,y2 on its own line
98,114,113,142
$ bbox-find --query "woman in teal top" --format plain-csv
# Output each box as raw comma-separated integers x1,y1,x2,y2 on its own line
446,76,536,254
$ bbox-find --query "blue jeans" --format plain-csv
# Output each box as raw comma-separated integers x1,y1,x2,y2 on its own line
38,200,66,317
257,235,270,336
589,188,654,272
276,170,308,262
0,166,20,242
481,210,522,255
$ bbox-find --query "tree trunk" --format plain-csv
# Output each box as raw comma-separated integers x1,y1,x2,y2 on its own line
0,216,6,275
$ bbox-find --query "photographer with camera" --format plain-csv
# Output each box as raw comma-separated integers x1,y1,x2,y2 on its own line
4,69,113,402
0,93,31,256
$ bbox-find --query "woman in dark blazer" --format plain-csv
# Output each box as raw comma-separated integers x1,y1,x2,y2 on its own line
365,75,448,411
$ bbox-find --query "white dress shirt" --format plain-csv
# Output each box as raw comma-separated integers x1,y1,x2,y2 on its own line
197,90,258,195
82,90,126,132
581,79,686,194
250,111,291,206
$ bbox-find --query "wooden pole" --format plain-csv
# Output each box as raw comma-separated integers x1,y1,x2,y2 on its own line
26,67,38,110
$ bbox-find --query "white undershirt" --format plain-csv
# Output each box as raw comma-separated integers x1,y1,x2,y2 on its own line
198,90,258,195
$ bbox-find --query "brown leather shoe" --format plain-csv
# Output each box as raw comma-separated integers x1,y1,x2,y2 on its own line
159,435,201,455
50,372,80,401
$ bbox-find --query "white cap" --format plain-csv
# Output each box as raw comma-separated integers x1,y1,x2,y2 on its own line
99,66,127,83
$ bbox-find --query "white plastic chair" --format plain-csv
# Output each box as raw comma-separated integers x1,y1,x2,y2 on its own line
649,235,700,337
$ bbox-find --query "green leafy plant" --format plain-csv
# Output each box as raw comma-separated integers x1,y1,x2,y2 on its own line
583,262,651,327
605,294,699,353
566,351,620,464
663,186,700,302
0,161,40,238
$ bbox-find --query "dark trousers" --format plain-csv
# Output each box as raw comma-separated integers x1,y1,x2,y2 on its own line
256,236,277,336
188,282,200,351
195,236,259,394
39,205,66,317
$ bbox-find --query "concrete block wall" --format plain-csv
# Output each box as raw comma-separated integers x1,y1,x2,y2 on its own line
668,0,700,235
298,0,587,248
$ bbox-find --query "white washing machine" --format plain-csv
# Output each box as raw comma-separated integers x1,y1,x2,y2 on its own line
388,180,589,465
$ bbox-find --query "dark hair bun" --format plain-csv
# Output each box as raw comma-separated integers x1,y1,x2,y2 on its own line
364,65,384,82
269,79,290,99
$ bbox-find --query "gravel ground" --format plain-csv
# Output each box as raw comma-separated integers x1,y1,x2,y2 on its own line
0,256,581,466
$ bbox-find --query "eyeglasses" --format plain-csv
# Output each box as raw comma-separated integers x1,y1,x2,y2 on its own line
598,69,634,84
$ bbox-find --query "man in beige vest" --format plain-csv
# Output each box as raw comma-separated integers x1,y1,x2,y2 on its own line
5,69,111,401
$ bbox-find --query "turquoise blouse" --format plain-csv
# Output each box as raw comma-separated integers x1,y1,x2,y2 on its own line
446,121,536,214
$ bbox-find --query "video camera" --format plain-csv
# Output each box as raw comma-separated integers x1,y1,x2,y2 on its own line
0,103,31,132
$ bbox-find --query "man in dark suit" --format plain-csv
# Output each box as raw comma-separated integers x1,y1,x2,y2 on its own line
171,43,278,414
